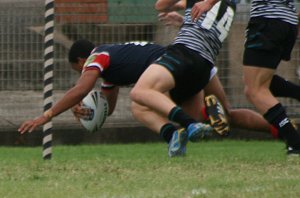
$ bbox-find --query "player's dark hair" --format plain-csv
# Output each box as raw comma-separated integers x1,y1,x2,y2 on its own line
68,39,95,63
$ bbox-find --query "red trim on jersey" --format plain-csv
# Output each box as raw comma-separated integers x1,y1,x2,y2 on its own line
93,53,110,70
84,66,101,74
101,81,115,89
82,52,110,74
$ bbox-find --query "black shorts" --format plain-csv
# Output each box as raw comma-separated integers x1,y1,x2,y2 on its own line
243,17,298,69
155,44,213,104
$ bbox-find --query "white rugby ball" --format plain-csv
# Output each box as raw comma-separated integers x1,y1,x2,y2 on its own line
79,90,109,133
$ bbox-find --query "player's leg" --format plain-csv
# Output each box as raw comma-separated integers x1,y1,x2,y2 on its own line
228,109,271,132
130,64,193,157
131,101,188,157
180,92,214,141
203,74,230,115
130,63,177,117
243,66,300,153
130,101,177,143
242,17,300,153
130,45,214,156
270,74,300,101
243,67,277,112
202,74,231,134
180,90,205,121
131,101,170,134
204,74,273,134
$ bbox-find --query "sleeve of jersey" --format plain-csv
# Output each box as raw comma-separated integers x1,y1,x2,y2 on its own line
82,52,110,73
101,81,115,90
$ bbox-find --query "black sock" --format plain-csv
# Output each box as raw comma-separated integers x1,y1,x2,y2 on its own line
263,103,300,149
270,75,300,101
168,106,196,128
160,123,176,143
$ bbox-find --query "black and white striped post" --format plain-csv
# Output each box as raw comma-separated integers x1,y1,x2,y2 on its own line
43,0,55,160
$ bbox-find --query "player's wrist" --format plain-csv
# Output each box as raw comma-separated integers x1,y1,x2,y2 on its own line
43,109,53,120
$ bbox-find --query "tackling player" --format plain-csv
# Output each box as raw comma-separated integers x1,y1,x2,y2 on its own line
159,7,300,104
130,0,238,157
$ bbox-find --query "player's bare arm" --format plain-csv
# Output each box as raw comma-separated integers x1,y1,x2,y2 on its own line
158,11,184,27
18,70,99,134
191,0,219,22
155,0,185,12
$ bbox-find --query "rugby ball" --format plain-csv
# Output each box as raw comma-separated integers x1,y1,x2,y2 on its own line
79,90,109,133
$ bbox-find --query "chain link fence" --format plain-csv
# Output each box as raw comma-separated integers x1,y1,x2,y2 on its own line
0,0,300,135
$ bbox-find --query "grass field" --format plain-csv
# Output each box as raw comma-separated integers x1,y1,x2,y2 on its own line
0,140,300,198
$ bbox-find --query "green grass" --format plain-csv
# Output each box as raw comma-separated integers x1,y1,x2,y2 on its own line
0,140,300,198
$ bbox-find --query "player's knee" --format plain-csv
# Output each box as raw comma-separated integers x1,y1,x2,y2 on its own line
244,85,256,103
129,87,140,103
130,102,139,117
130,102,146,121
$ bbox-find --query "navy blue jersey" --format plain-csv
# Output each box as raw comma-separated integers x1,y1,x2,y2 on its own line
83,43,166,86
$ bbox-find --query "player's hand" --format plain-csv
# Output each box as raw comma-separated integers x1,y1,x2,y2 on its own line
71,103,92,120
158,11,183,27
18,115,50,134
191,0,218,22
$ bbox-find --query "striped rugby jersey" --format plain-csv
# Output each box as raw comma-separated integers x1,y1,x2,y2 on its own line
174,0,236,65
250,0,298,25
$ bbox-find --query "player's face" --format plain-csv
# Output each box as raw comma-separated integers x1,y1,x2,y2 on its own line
71,58,86,73
71,63,82,73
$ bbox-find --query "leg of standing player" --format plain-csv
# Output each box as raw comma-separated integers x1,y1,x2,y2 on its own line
270,74,300,101
243,17,300,154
